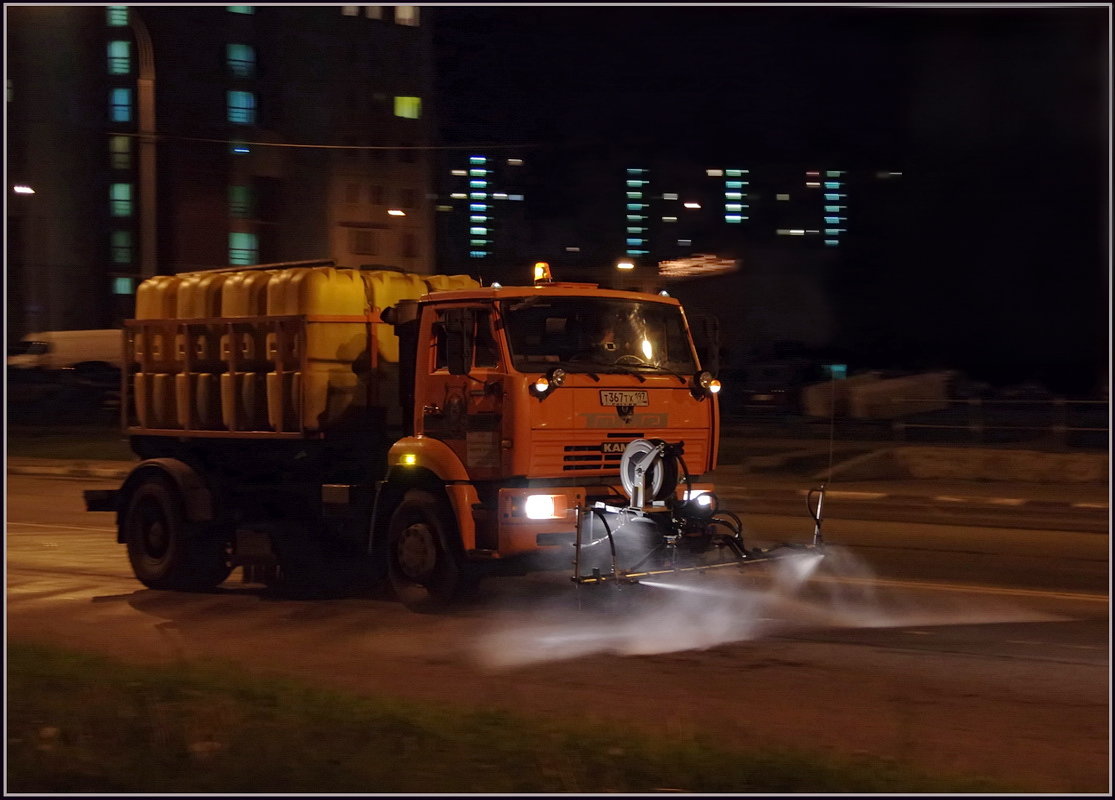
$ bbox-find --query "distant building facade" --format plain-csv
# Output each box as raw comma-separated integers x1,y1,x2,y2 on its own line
6,4,434,337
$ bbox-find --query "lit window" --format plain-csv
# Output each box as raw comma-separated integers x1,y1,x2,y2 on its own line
469,203,488,211
824,228,846,235
824,193,846,201
227,44,255,78
229,232,258,265
824,181,843,189
508,194,523,201
725,203,743,212
626,168,648,174
470,216,487,223
342,6,359,14
725,215,743,223
109,183,132,217
706,169,723,177
507,158,523,166
468,168,488,176
724,192,742,200
395,5,419,26
469,156,486,164
626,238,645,246
626,203,647,211
393,96,421,119
349,229,377,255
111,231,132,264
626,180,648,187
825,170,845,177
451,169,467,176
470,227,488,235
109,88,132,122
469,192,487,200
824,240,839,247
231,140,251,155
469,180,488,188
625,215,645,222
662,192,678,200
677,239,691,246
626,192,643,199
469,250,488,258
109,136,131,169
107,6,128,25
107,41,130,75
366,7,384,20
824,216,846,224
662,216,677,222
227,6,254,14
824,205,846,212
229,185,253,218
725,169,747,177
777,193,791,201
227,91,256,124
112,276,135,295
449,193,467,199
469,239,489,246
626,227,646,233
725,180,746,189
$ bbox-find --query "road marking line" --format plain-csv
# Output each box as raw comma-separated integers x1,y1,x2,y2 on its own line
810,575,1109,603
7,521,116,533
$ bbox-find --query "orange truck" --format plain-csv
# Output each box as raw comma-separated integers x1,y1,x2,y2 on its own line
86,259,820,607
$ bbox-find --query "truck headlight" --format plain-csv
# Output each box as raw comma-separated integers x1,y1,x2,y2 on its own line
525,494,560,519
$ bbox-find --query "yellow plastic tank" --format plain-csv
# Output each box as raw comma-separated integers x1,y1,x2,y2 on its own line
133,275,183,428
174,273,229,429
265,267,369,432
220,270,272,431
423,274,480,294
361,270,430,364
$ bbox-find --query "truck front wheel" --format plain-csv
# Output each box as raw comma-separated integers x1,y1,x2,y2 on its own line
386,489,473,610
123,477,231,591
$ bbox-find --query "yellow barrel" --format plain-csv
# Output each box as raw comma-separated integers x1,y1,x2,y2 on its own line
134,275,183,428
423,273,480,294
361,270,430,364
220,270,272,430
265,267,369,431
175,273,228,428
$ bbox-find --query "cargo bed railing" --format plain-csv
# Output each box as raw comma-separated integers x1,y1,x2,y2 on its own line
122,313,384,438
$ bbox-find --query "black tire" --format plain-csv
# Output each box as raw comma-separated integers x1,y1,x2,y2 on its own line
123,476,231,591
385,489,476,611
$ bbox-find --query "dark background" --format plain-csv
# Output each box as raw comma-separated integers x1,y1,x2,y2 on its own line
432,4,1110,395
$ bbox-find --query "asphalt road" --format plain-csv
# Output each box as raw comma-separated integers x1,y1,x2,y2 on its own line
5,473,1110,792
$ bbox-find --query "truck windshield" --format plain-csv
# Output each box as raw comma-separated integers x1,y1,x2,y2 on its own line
499,297,697,374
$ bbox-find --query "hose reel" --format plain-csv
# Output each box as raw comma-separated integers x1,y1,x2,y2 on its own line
619,438,680,508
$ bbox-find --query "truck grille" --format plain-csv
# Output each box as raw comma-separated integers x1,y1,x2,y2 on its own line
562,433,643,471
527,430,711,476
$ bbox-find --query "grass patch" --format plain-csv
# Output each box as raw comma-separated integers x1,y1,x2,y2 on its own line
7,641,1008,794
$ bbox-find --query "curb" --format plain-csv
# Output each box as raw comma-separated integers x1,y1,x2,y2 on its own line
7,464,131,480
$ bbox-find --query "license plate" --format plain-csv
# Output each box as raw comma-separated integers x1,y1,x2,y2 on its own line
599,390,649,407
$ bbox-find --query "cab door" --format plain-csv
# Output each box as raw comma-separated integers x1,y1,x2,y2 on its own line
417,304,505,479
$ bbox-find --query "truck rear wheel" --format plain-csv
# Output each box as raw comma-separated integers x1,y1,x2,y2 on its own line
386,489,474,610
123,477,231,591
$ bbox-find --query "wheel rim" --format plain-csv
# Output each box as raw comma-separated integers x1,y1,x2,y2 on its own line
138,499,170,559
396,522,437,582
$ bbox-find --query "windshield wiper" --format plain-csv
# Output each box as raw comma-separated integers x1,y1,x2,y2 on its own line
624,363,689,385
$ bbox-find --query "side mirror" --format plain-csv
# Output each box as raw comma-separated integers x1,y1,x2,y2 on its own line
691,314,720,375
443,307,475,376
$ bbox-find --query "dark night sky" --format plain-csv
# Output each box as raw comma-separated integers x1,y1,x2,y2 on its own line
431,4,1110,393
